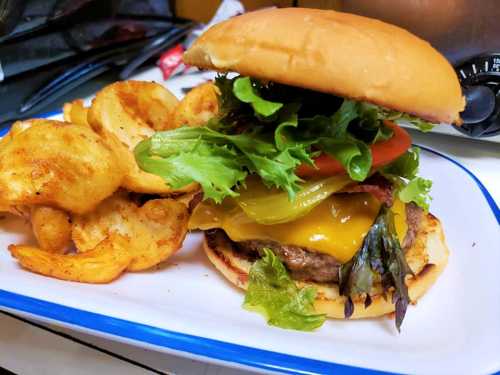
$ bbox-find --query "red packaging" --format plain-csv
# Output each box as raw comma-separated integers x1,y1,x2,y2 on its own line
157,44,185,80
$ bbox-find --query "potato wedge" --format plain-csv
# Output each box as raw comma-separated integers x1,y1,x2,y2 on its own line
0,119,126,214
31,206,72,253
8,234,132,283
171,82,219,128
88,80,195,194
63,99,90,127
0,120,36,215
0,119,35,150
72,192,189,271
0,204,30,218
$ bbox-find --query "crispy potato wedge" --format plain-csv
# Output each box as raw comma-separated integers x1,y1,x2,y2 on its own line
0,119,126,214
0,119,35,150
63,99,90,127
171,82,219,128
72,192,189,271
31,206,72,253
0,120,36,215
0,204,30,218
8,234,132,283
88,80,195,194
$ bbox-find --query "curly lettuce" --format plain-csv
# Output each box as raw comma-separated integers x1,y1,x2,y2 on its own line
135,75,435,205
243,248,326,331
135,126,313,203
382,147,433,211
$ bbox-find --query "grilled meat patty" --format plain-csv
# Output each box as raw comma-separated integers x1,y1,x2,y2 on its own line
207,203,422,284
235,239,341,283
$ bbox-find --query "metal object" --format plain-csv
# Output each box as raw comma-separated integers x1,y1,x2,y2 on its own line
454,54,500,138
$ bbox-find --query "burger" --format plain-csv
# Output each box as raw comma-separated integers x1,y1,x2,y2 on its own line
135,8,464,331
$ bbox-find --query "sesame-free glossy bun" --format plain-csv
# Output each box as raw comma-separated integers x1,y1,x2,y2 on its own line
203,212,449,320
184,8,464,124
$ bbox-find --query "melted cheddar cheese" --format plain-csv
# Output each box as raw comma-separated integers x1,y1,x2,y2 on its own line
190,194,407,263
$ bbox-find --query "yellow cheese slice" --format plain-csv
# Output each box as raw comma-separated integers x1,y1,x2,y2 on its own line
190,194,407,263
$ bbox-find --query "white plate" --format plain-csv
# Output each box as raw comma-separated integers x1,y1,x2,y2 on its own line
0,111,499,375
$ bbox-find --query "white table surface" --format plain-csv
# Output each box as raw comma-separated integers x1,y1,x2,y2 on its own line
0,70,498,375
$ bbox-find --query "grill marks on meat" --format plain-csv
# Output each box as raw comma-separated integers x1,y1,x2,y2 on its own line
341,174,394,206
230,202,423,284
235,240,341,283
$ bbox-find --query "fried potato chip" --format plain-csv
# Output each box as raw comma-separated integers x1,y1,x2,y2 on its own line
8,234,132,283
31,206,72,253
63,99,90,127
88,80,196,194
171,82,219,128
72,192,189,271
0,119,125,214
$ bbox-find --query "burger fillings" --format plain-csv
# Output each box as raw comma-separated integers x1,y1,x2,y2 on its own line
134,8,463,332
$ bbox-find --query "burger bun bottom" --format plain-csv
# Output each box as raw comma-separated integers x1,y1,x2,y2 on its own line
203,212,449,320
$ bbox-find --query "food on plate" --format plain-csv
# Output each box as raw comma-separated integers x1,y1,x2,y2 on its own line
8,191,189,282
2,83,194,282
63,99,90,127
0,119,126,214
30,206,72,253
72,191,189,272
172,82,220,128
88,80,197,194
136,8,463,330
0,118,33,149
8,234,132,283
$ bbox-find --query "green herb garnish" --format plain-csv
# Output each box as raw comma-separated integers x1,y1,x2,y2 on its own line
339,205,413,331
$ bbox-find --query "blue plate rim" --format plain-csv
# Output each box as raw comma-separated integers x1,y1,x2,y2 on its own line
0,112,498,375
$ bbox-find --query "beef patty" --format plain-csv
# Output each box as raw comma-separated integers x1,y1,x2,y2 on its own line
207,203,422,284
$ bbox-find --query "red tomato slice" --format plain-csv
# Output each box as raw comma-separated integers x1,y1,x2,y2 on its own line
296,121,411,178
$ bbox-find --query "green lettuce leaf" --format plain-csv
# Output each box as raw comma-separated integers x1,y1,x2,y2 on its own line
398,114,435,133
233,77,283,117
381,109,435,132
136,75,436,203
243,248,326,331
214,74,241,117
135,137,247,202
134,125,311,202
293,101,373,181
398,177,432,212
319,137,372,181
382,147,433,211
382,147,420,179
328,99,359,138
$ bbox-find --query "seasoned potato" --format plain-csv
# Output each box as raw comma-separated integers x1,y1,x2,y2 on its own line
172,82,219,128
31,206,72,253
0,120,35,215
0,119,125,214
8,234,132,283
0,119,34,150
88,80,196,194
72,191,189,271
0,204,29,218
63,99,90,127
